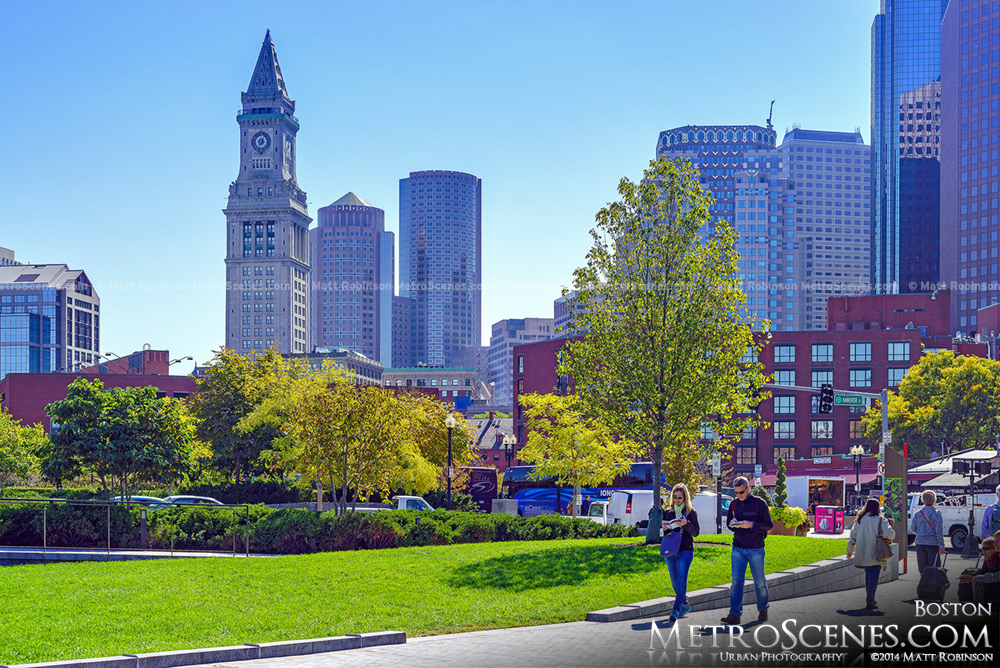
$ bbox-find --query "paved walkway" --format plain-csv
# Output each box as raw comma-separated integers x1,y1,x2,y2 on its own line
189,554,988,668
0,546,264,564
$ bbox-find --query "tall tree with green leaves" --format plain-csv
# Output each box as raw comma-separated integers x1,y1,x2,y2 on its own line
188,347,285,483
560,157,770,542
0,409,45,495
40,379,202,497
862,350,1000,458
518,392,641,516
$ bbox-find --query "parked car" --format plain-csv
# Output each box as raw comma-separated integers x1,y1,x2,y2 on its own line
110,495,174,508
585,500,609,525
607,490,655,527
164,495,225,506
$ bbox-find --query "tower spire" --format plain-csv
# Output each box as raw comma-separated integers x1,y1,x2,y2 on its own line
245,29,289,101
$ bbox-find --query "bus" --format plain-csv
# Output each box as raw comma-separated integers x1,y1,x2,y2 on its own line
461,466,499,512
501,463,666,517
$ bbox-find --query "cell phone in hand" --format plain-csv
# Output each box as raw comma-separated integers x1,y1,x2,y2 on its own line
729,518,743,528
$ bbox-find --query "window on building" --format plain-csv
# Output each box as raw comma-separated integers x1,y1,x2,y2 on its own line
700,423,717,441
811,343,833,363
887,367,908,386
518,355,523,373
742,425,757,440
774,446,796,462
811,420,833,439
888,341,910,361
773,395,795,414
774,344,795,363
811,370,833,388
774,421,796,439
849,342,871,362
775,369,796,386
811,446,834,457
737,448,757,465
849,368,871,388
849,420,865,439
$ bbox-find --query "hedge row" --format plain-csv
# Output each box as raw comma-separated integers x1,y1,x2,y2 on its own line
0,504,634,553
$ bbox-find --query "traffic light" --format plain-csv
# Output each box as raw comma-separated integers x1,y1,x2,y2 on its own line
819,384,834,414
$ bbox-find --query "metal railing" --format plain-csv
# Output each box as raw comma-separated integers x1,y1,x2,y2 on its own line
0,498,251,557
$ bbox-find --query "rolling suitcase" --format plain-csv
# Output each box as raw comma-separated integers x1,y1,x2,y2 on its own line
917,552,949,601
958,553,982,603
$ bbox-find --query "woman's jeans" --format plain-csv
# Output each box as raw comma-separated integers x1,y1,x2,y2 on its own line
665,549,694,615
864,565,881,605
915,544,940,574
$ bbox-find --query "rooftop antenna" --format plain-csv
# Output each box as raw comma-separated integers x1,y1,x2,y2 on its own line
767,100,775,130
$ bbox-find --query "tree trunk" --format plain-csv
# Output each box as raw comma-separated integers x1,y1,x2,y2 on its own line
316,478,324,513
571,482,581,518
341,460,350,515
235,455,243,485
646,440,664,544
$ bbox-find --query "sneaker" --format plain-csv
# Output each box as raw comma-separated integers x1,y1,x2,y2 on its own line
720,614,741,625
758,611,768,622
865,602,878,610
680,603,691,618
668,614,678,623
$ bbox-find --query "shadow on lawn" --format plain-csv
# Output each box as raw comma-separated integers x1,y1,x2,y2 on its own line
447,542,668,591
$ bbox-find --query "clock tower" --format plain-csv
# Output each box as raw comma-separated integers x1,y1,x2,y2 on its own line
224,30,311,355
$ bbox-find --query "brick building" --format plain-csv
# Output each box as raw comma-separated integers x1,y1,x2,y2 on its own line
512,291,986,477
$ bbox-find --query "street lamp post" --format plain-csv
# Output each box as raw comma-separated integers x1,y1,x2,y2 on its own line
445,413,456,511
503,434,516,469
850,445,865,510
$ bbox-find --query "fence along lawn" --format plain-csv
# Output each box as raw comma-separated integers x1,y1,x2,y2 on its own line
0,534,847,663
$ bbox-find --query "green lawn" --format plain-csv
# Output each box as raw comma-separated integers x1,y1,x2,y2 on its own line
0,535,846,663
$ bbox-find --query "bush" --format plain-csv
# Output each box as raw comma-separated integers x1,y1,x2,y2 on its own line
322,511,403,551
179,479,303,505
750,486,774,507
251,507,322,554
772,505,807,529
422,490,478,512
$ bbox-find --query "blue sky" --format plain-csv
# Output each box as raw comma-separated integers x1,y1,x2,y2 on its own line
2,1,875,369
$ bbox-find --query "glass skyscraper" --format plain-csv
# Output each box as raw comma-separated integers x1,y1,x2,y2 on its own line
871,0,948,294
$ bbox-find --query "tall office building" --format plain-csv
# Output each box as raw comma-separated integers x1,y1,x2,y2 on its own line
871,0,947,294
0,247,17,266
941,0,1000,333
310,193,387,361
0,262,99,380
379,229,395,367
487,318,553,405
399,170,482,365
224,31,311,355
779,129,872,329
656,125,802,330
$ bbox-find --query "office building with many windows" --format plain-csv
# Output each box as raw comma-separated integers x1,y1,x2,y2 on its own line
398,170,482,366
224,31,311,355
779,129,872,329
872,0,947,294
0,262,99,381
310,192,387,362
941,0,1000,334
487,317,553,405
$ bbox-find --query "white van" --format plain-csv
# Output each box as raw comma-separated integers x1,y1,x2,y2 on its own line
607,490,654,527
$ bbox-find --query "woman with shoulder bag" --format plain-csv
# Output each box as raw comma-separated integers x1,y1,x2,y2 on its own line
847,498,896,610
909,490,945,574
661,483,700,622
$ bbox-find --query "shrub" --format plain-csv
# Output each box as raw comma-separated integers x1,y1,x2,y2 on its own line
750,486,774,507
422,490,478,512
323,511,403,550
774,457,788,507
250,507,321,554
180,479,302,505
772,505,807,529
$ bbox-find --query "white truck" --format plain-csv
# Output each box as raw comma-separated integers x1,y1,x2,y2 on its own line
784,476,845,510
354,496,435,512
907,493,986,550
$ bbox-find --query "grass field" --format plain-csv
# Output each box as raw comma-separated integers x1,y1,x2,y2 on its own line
0,534,847,663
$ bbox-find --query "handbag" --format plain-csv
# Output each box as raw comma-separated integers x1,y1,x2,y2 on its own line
874,516,894,562
660,511,684,559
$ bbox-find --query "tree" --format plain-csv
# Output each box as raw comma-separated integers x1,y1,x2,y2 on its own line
0,409,45,495
518,393,640,516
40,379,202,498
188,347,285,483
396,391,478,495
774,456,788,507
862,350,1000,458
560,157,770,542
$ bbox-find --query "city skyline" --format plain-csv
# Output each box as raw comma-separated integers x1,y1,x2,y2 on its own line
2,2,874,368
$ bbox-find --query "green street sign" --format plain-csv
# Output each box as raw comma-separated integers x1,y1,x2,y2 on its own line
834,395,865,406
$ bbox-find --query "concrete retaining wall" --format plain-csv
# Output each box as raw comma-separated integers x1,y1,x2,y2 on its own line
587,544,900,622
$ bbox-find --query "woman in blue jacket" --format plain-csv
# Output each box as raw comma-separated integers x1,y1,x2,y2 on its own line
662,483,700,622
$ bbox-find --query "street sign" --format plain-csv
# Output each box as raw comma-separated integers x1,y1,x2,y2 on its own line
834,395,865,406
877,462,885,476
879,495,885,505
881,431,893,445
754,464,762,478
711,455,721,478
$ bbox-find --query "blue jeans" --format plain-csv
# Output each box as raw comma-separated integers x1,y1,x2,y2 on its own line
864,565,881,606
665,549,694,615
729,547,768,617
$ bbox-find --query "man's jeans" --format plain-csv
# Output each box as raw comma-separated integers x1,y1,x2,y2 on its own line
729,547,769,617
665,549,694,616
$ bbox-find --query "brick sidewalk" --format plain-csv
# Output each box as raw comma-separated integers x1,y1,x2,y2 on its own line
188,557,978,668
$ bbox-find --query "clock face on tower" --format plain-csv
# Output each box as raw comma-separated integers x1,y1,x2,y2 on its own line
251,131,271,154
